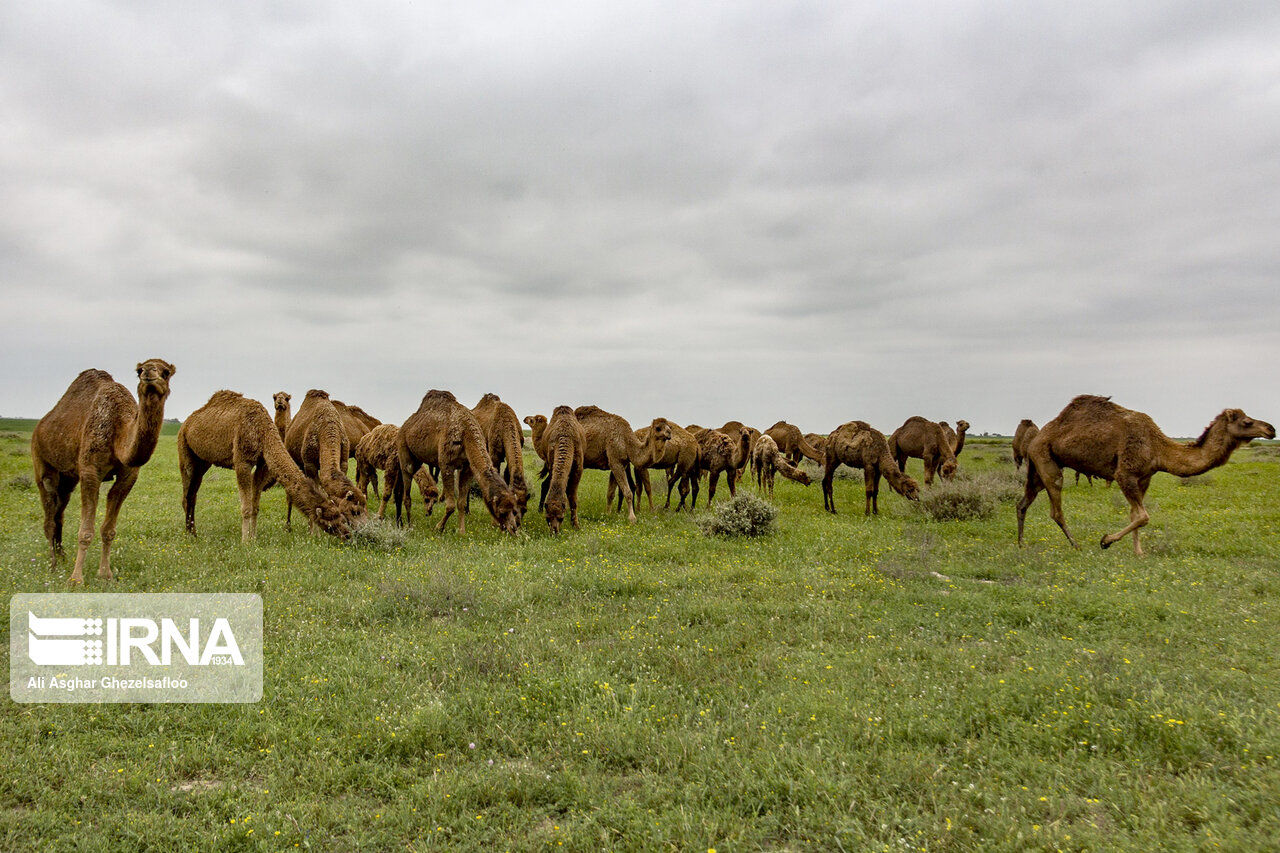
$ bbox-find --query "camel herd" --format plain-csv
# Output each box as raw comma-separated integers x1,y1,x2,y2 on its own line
28,360,1275,584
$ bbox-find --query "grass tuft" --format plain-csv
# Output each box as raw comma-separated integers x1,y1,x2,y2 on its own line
349,517,408,550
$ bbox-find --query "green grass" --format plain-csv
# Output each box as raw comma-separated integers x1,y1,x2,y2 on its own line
2,428,1278,851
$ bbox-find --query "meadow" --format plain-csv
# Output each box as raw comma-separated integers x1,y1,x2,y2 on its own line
1,422,1278,851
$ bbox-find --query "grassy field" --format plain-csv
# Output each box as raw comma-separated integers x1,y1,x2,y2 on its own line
1,423,1278,851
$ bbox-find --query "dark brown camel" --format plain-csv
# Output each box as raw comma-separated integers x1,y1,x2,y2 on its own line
822,421,920,515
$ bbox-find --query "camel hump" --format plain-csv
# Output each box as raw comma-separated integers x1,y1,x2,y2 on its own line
766,421,789,432
574,405,604,418
305,389,330,400
208,390,245,404
551,405,574,417
424,389,456,403
479,392,501,404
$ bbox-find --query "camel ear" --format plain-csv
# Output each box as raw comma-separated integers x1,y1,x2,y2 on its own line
136,363,144,377
162,363,174,379
1224,409,1241,423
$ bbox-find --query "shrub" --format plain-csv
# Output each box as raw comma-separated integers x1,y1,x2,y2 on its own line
350,517,408,551
914,473,1023,522
697,492,778,537
6,474,33,491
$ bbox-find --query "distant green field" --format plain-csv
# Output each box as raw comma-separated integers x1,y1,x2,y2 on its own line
1,427,1278,850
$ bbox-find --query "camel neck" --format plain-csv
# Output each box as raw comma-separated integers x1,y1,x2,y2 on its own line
123,387,167,466
1155,427,1239,478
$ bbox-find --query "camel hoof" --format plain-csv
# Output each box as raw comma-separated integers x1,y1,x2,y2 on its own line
1099,535,1112,550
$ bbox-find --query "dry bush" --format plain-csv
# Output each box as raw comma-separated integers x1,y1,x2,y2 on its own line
350,517,408,551
697,492,778,537
915,471,1022,522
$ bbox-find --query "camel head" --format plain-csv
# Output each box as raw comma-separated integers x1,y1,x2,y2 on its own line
544,496,567,534
485,487,522,535
524,414,547,431
793,470,813,486
955,420,970,434
414,471,439,516
313,498,355,540
898,475,921,501
939,459,958,481
135,359,175,397
1217,409,1276,444
273,391,291,413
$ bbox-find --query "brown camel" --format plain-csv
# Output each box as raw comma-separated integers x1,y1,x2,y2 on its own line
524,414,550,464
284,390,367,530
751,433,812,498
889,417,958,485
939,420,970,457
471,393,529,520
353,424,438,523
397,390,521,534
822,421,921,515
272,392,292,439
694,428,750,507
1011,419,1038,469
541,406,587,534
31,360,175,584
631,418,701,511
765,421,824,466
1017,395,1274,555
610,421,670,512
178,391,353,541
330,399,377,477
718,422,760,490
558,405,646,523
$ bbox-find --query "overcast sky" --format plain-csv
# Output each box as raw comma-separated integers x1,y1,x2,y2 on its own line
3,0,1277,436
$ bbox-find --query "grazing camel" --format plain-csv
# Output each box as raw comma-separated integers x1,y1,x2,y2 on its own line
802,433,828,462
398,390,521,535
353,424,438,523
751,433,812,499
178,391,353,541
939,420,970,457
471,393,529,521
1017,395,1274,555
284,390,367,531
889,417,958,485
272,392,292,439
765,421,824,467
822,421,920,516
542,406,587,534
31,360,175,584
1011,419,1038,469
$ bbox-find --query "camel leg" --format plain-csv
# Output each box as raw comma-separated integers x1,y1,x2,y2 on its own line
234,461,256,543
34,458,66,567
377,468,393,519
706,470,721,507
864,469,877,516
455,470,472,535
822,459,838,514
539,474,551,512
923,454,936,486
567,464,583,529
689,472,701,509
70,473,102,586
640,467,653,510
179,443,209,536
436,468,459,534
1100,476,1151,554
97,469,139,581
608,458,636,522
871,470,881,515
1015,461,1045,546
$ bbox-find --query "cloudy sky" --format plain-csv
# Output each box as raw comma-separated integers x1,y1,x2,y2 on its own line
3,0,1278,436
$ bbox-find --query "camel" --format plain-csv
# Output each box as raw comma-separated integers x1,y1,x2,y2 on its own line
1017,395,1274,555
751,433,812,499
1011,419,1038,469
330,399,378,477
562,405,647,523
471,393,529,520
397,390,521,534
273,392,292,439
524,414,550,464
889,417,958,485
718,422,760,490
822,421,921,515
939,420,970,457
178,391,353,542
765,421,824,466
694,428,750,508
610,421,670,512
630,418,701,511
31,360,175,584
284,390,367,530
353,424,438,523
541,406,587,534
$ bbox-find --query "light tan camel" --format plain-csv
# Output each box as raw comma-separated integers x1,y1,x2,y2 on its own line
570,405,645,523
31,360,175,584
1018,395,1274,555
822,421,920,516
630,418,700,511
273,392,292,439
178,391,353,541
610,421,670,512
751,433,812,498
542,406,587,534
889,417,958,485
397,390,521,534
765,421,824,466
354,424,438,523
472,393,529,521
284,390,367,530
